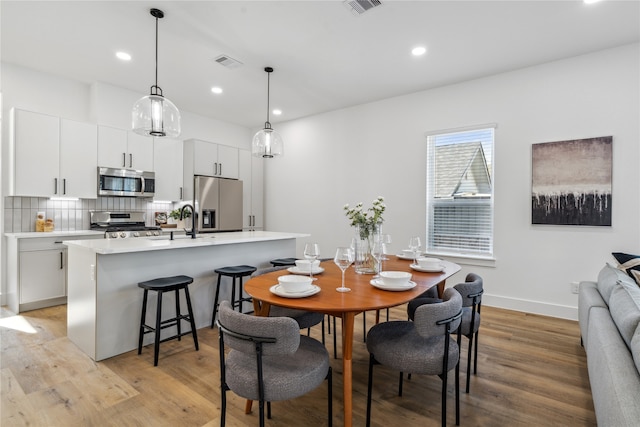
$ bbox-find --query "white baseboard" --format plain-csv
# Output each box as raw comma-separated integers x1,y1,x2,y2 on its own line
483,294,578,321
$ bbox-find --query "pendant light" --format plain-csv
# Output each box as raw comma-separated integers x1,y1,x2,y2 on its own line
132,8,181,138
252,67,284,158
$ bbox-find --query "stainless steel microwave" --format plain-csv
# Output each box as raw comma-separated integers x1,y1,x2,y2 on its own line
97,167,155,197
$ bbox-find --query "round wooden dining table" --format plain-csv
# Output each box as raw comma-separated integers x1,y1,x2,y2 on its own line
244,256,461,427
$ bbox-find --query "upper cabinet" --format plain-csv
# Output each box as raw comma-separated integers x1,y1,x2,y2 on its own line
183,139,239,200
97,126,154,171
10,109,97,198
238,149,264,230
153,137,184,202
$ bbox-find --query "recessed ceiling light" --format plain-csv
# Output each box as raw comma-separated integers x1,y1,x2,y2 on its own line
272,109,282,116
411,46,427,56
583,0,602,4
211,87,223,94
116,51,131,61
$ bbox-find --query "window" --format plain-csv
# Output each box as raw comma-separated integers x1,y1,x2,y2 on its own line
426,125,495,258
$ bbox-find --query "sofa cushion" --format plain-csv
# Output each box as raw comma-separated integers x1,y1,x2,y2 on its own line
586,307,640,426
609,280,640,350
631,325,640,376
612,252,640,285
597,263,634,305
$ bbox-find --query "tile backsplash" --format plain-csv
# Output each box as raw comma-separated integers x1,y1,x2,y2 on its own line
3,197,175,233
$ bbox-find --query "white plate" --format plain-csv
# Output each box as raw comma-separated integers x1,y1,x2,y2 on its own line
410,264,445,273
287,266,325,275
270,284,321,298
396,253,420,261
370,279,417,291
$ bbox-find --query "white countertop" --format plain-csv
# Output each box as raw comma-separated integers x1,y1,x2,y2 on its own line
63,231,308,255
5,230,104,239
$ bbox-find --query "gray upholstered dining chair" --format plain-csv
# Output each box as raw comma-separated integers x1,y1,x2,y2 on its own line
365,288,463,427
453,273,484,393
216,301,332,427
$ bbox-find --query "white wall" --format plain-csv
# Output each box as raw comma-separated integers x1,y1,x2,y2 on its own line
265,43,640,320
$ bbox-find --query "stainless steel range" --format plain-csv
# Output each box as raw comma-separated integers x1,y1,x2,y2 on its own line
90,211,161,239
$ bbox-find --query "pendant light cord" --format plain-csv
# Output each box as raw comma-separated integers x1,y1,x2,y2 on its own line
155,14,159,88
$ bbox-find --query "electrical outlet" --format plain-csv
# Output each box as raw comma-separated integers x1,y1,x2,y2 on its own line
571,281,580,294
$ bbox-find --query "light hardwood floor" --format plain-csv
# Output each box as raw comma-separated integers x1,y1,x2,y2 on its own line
1,303,595,426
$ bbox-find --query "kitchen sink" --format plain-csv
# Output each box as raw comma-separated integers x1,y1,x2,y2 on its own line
147,234,215,241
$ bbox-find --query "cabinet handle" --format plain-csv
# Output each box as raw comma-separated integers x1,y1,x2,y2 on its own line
180,187,183,200
122,153,126,167
54,178,58,195
219,163,223,176
129,153,133,168
63,178,66,195
60,251,64,269
214,162,218,175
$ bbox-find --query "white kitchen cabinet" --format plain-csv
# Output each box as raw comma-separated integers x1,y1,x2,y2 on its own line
98,126,154,171
6,233,104,313
60,119,98,199
183,139,239,200
20,248,66,304
9,109,98,198
153,137,184,201
239,149,264,230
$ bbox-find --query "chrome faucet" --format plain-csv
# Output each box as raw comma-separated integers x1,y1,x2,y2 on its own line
180,204,197,239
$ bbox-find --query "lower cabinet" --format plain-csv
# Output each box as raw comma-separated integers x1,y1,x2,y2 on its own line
6,234,103,313
19,248,66,304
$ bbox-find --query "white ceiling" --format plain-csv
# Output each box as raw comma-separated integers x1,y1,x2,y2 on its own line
2,1,639,129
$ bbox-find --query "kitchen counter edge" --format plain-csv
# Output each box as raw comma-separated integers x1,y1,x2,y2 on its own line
62,231,309,255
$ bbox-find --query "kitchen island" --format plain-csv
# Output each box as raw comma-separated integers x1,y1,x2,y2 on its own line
64,231,307,361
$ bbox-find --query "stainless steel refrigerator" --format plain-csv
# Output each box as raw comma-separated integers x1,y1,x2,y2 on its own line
193,175,243,233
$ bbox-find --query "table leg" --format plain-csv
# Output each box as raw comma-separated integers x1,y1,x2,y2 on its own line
436,280,446,298
342,312,355,427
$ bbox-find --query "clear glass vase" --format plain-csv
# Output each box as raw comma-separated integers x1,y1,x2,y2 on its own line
354,222,381,274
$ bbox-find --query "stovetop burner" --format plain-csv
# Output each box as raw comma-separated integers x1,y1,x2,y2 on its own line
90,211,162,239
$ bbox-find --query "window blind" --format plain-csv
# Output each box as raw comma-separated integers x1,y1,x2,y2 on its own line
426,127,494,257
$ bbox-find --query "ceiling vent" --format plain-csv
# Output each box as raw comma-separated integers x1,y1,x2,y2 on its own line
214,55,243,69
343,0,382,15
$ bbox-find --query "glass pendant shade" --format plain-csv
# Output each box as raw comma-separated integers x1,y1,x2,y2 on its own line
132,92,181,137
252,66,283,158
132,8,180,138
252,125,284,158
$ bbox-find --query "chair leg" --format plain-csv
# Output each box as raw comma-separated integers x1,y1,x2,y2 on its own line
363,312,366,342
211,274,223,328
231,277,238,312
138,289,148,354
455,354,460,426
474,330,480,374
267,401,271,419
466,333,474,393
441,367,448,427
175,289,182,341
153,291,163,367
327,367,333,427
184,286,199,351
366,354,375,427
258,399,265,427
398,371,404,396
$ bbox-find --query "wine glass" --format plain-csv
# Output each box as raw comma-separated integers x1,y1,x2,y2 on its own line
303,243,320,280
334,247,354,292
408,236,422,266
381,234,392,260
370,238,384,278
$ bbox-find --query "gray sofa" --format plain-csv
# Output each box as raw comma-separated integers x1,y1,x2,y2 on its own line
578,263,640,426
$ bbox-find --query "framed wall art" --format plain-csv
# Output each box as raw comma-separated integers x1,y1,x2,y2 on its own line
531,136,612,226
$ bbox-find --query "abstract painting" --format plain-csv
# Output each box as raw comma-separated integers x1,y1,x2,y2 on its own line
531,136,612,226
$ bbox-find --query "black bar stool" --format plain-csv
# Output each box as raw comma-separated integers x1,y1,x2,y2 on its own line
270,258,297,267
211,265,257,328
138,275,199,366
